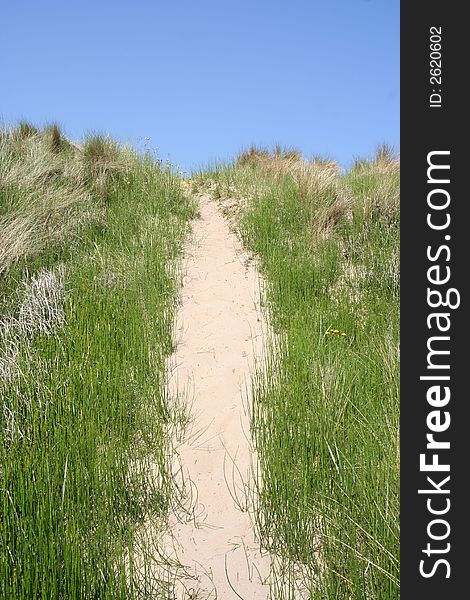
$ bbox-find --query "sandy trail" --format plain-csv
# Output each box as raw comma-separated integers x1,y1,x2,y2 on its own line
165,193,271,599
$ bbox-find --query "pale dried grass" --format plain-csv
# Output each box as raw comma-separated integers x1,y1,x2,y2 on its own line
1,267,65,385
0,125,129,273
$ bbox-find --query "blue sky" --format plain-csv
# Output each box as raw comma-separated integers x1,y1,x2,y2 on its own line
1,0,399,172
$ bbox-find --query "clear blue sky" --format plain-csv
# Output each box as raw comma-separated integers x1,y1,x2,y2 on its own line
1,0,399,172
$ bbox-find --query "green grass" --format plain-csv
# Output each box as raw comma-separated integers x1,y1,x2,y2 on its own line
1,125,196,598
1,126,399,598
196,147,400,599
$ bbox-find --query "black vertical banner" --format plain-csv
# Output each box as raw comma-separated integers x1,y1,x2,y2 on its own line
401,3,467,598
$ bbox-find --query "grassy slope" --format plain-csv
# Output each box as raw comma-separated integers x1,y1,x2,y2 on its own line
1,125,195,598
196,148,399,599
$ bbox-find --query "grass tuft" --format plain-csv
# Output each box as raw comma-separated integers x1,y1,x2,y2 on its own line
44,123,65,153
82,134,123,169
17,121,40,139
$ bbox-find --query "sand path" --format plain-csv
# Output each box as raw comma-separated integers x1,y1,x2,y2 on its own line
165,193,271,599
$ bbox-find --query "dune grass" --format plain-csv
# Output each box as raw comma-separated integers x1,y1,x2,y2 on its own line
1,124,196,598
196,146,400,599
1,126,399,597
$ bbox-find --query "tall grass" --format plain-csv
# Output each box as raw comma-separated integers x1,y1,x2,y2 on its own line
197,147,399,599
1,124,196,598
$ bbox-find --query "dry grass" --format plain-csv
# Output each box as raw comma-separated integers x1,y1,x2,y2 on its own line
235,146,342,210
348,146,400,224
351,144,400,175
210,146,353,244
233,145,398,236
0,125,131,274
0,267,65,388
16,121,40,139
44,123,64,153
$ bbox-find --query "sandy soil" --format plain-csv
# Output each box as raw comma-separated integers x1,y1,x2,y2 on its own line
165,193,272,599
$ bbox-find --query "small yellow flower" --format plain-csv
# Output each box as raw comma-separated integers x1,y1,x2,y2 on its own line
325,326,347,338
